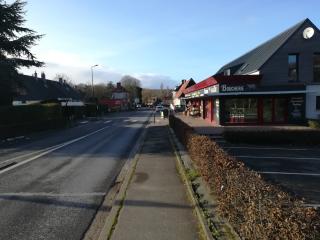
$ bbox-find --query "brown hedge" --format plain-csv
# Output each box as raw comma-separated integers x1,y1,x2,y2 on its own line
169,115,320,240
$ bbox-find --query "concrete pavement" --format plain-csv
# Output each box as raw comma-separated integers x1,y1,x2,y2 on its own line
110,118,199,240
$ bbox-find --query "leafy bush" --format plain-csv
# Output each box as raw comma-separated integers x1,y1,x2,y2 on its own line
0,104,63,125
169,115,320,240
308,120,320,129
0,104,67,138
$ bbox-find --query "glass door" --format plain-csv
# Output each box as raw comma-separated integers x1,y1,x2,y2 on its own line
263,98,273,123
274,98,286,122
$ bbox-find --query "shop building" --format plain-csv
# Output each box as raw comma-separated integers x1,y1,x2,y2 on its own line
184,18,320,125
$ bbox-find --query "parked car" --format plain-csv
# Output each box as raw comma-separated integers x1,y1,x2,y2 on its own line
155,105,164,112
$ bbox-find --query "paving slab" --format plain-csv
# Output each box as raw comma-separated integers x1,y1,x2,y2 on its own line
111,118,199,240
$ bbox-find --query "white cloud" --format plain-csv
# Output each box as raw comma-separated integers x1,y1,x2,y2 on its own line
132,73,176,89
20,50,177,89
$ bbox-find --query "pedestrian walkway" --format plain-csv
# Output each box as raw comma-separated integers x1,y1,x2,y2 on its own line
110,118,199,240
175,113,312,135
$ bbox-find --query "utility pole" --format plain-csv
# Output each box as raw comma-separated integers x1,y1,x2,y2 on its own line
91,64,98,98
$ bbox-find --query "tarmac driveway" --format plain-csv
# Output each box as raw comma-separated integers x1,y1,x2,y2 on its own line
223,144,320,206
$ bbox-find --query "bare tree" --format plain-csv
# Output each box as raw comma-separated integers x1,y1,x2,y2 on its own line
120,75,141,102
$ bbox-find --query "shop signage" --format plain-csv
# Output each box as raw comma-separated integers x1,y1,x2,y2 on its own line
220,84,244,92
219,83,257,93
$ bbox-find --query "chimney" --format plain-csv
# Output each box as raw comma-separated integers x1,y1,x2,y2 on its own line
41,72,46,79
34,71,38,79
59,77,63,84
181,79,186,84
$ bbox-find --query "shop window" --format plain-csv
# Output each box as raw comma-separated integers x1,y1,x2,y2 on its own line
288,54,299,82
224,98,258,123
316,96,320,110
313,54,320,82
274,98,287,122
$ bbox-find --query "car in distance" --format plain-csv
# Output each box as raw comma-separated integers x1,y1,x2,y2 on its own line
155,105,164,112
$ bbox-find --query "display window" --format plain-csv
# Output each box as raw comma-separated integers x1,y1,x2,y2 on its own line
224,98,258,123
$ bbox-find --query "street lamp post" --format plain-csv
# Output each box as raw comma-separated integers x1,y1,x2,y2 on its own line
91,64,98,98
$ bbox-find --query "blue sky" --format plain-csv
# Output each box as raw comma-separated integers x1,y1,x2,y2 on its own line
20,0,320,88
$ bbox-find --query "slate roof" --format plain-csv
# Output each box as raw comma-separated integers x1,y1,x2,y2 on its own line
14,75,82,102
216,18,311,75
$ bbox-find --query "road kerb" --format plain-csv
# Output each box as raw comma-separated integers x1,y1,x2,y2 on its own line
168,127,241,240
168,127,215,240
96,122,149,240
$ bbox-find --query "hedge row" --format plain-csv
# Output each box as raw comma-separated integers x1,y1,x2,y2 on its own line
169,115,320,240
223,129,320,145
0,104,69,138
0,104,64,125
308,120,320,129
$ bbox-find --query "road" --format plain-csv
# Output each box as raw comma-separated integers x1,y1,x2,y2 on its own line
0,110,151,240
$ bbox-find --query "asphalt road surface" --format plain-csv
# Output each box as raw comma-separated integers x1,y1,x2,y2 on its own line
0,110,151,240
224,143,320,206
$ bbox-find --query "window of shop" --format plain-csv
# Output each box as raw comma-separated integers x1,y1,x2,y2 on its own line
224,98,258,123
288,54,299,82
316,96,320,110
274,98,287,122
313,54,320,82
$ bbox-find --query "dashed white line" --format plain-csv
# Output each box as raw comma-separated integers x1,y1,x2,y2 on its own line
0,126,110,176
259,171,320,176
0,192,106,197
104,120,111,124
235,155,320,161
303,204,320,208
226,146,310,151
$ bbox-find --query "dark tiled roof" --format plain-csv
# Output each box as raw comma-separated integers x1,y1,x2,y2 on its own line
14,75,81,101
175,78,196,98
216,18,309,75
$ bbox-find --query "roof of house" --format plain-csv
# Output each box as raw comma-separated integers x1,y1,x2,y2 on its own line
216,18,315,75
14,75,82,101
184,75,261,94
174,81,185,91
112,82,128,93
175,78,196,98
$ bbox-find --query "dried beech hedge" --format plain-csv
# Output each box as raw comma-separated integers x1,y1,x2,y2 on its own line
169,115,320,240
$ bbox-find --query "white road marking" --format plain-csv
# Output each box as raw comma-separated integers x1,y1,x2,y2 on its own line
80,121,89,124
226,146,310,151
0,192,106,197
259,171,320,176
303,204,320,208
235,155,320,161
104,120,111,124
0,142,68,165
0,126,110,176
